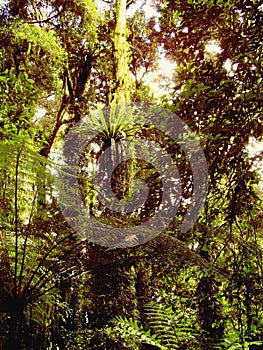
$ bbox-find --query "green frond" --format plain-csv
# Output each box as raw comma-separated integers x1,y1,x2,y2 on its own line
84,102,143,141
111,316,168,350
0,137,53,220
142,233,229,280
144,301,200,350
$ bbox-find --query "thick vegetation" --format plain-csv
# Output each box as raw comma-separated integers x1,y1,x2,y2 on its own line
0,0,262,349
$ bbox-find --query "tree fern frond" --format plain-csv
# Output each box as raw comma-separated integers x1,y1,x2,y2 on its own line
113,315,168,350
141,233,230,280
145,301,200,350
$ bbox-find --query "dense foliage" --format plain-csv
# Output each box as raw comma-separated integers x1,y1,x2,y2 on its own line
0,0,262,349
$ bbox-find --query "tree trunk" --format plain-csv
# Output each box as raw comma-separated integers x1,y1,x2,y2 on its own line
113,0,131,104
196,274,224,349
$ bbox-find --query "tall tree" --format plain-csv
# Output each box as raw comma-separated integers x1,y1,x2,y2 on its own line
112,0,131,104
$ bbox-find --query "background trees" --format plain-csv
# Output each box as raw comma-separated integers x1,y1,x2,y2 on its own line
0,0,262,349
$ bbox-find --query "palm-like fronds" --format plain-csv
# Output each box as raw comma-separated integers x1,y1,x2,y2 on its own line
111,316,168,349
85,101,143,141
111,302,200,350
0,136,80,329
144,301,200,350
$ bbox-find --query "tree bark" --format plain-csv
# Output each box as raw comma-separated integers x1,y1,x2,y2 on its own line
113,0,131,104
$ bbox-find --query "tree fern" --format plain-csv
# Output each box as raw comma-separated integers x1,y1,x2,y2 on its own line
0,136,84,347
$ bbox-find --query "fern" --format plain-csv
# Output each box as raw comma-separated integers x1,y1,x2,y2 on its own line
214,334,263,349
0,137,52,218
110,300,200,350
110,316,168,349
144,301,200,350
0,136,80,338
